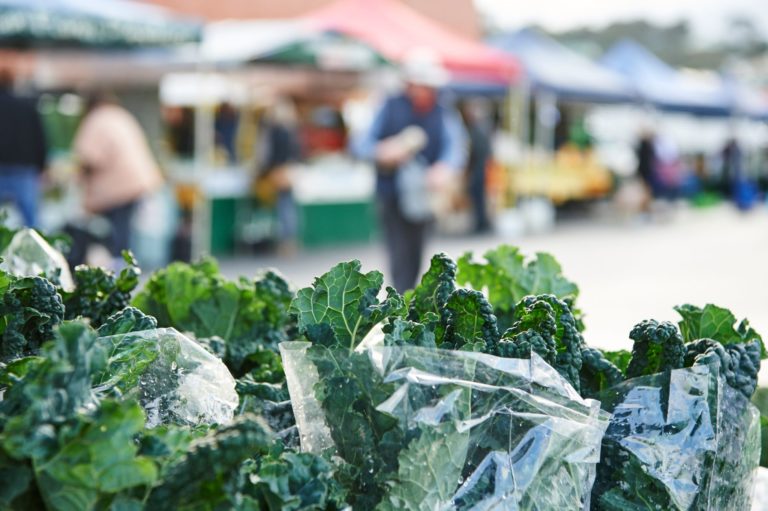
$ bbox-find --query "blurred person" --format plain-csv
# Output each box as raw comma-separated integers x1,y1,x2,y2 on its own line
254,98,301,256
459,98,492,234
720,137,743,196
635,129,658,202
214,101,239,165
654,135,684,200
357,50,466,293
0,69,48,227
68,92,163,268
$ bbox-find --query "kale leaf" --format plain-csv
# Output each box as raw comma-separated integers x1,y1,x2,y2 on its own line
0,273,64,362
496,295,584,392
442,289,499,352
62,251,141,327
675,303,766,357
407,253,456,343
133,259,295,378
626,319,686,378
290,260,403,351
457,246,582,331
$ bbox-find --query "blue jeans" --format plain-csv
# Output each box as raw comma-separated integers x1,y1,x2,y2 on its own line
0,166,40,227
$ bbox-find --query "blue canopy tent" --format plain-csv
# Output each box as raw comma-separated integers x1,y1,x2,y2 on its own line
600,40,734,117
0,0,201,48
484,28,635,104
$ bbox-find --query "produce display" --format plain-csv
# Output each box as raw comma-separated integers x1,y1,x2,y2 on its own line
0,226,763,510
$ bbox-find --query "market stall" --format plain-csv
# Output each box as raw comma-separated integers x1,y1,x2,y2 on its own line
162,19,388,256
484,28,635,203
0,0,202,268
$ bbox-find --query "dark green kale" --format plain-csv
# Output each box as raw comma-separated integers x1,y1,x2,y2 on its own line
383,317,437,348
241,447,347,510
625,319,686,379
62,251,141,327
685,338,762,400
133,260,296,378
579,347,624,400
96,306,157,337
290,260,404,351
495,296,558,363
676,303,766,357
456,246,582,331
236,376,295,444
0,322,163,510
495,295,584,392
407,253,456,342
289,260,409,508
145,415,273,510
0,322,104,459
0,274,64,362
441,289,499,352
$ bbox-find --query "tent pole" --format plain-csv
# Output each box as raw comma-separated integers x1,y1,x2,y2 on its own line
191,64,215,260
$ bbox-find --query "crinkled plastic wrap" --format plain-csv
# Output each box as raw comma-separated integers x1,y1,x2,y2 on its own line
97,328,239,428
592,364,760,510
0,228,74,290
281,341,610,510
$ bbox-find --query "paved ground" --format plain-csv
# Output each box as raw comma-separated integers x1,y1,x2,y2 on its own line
218,202,768,383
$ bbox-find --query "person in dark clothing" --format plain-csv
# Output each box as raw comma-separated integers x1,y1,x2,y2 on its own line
721,138,742,196
357,51,466,293
255,99,301,254
459,99,492,233
215,102,239,165
0,70,48,227
636,130,657,199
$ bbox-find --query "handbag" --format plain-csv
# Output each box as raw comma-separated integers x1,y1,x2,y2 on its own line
395,156,434,223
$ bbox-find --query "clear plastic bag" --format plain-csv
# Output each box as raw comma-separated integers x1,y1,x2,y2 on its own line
96,328,239,428
0,228,74,291
281,341,610,511
592,364,760,510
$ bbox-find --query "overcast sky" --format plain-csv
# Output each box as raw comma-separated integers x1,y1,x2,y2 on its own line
475,0,768,44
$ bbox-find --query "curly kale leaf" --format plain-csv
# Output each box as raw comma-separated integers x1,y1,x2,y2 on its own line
407,253,456,342
96,306,157,337
305,344,402,509
579,347,625,400
442,289,499,352
0,274,64,362
497,295,584,392
62,251,140,327
33,399,158,511
145,415,273,510
0,323,158,510
456,246,582,331
626,319,686,379
290,260,404,351
496,297,558,363
133,260,295,378
685,338,762,400
0,322,104,460
236,377,295,443
675,303,766,357
376,425,469,511
383,318,437,348
242,449,347,510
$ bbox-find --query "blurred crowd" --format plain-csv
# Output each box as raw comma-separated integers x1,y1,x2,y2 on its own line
2,51,768,290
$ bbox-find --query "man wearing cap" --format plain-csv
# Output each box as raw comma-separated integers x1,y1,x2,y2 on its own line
357,51,466,293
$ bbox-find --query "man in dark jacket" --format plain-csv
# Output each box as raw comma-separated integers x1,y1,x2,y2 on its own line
459,99,492,233
0,70,48,227
356,51,466,293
